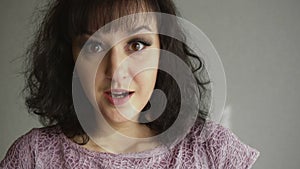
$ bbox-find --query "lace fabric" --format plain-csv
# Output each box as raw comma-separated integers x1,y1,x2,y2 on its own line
0,120,259,169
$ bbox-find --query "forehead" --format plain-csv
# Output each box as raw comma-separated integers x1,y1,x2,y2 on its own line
94,13,158,34
67,0,160,38
80,13,159,45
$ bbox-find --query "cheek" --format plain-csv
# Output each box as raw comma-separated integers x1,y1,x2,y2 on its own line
94,66,106,87
129,71,157,111
129,49,160,71
134,69,158,92
130,51,159,93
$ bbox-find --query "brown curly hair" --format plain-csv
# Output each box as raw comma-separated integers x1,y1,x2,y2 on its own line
23,0,210,144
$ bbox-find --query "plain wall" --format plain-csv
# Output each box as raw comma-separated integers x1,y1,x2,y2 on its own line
0,0,42,160
174,0,300,168
1,0,300,168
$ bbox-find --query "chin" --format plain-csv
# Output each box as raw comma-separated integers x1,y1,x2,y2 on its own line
100,106,139,124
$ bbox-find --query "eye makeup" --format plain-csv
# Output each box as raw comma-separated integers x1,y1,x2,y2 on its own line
74,33,155,57
126,37,153,52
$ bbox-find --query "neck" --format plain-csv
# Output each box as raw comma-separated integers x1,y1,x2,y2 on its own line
74,119,159,154
105,119,155,138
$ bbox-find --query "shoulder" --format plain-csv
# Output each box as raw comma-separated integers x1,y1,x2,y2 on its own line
35,125,62,141
19,125,62,149
189,120,260,168
0,126,62,168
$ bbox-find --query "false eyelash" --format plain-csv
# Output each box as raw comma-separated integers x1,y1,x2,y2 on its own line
127,38,152,46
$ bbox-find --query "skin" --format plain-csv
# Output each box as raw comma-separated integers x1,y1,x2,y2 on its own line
71,21,161,153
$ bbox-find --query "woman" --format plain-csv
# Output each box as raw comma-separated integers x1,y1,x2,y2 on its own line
0,0,259,168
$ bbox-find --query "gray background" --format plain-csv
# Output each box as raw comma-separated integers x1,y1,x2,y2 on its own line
1,0,300,168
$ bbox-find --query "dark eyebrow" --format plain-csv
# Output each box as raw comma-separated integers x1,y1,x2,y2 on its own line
127,25,153,35
80,25,153,38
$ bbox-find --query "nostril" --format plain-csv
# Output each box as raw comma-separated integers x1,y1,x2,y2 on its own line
114,73,129,80
105,74,112,80
120,71,130,80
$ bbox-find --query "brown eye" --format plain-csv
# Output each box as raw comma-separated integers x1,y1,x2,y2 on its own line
129,42,145,51
84,41,103,53
127,38,152,53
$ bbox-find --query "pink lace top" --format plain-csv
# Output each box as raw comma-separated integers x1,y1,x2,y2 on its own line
1,121,259,169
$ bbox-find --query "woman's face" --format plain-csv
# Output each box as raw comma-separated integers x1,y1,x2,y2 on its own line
72,22,160,124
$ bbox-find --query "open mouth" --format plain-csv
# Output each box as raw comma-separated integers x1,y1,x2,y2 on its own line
104,89,134,105
109,91,134,98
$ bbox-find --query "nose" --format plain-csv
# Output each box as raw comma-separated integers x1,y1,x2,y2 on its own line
104,46,130,85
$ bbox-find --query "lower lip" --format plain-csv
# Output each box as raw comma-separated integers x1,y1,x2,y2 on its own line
103,92,134,106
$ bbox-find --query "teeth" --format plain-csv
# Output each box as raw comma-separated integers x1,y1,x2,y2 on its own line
111,92,129,98
112,92,124,95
